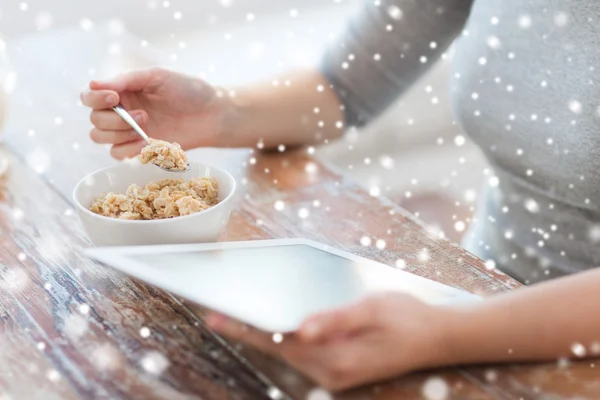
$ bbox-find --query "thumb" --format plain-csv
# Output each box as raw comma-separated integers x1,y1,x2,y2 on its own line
298,297,376,343
90,69,154,93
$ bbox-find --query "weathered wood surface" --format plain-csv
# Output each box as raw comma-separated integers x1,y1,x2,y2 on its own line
0,144,598,400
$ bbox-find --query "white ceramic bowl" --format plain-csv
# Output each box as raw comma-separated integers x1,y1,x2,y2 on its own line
73,162,236,247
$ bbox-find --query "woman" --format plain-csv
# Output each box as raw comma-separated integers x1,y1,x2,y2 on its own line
81,0,600,391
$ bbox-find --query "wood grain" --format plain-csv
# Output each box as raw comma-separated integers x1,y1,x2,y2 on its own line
0,140,596,399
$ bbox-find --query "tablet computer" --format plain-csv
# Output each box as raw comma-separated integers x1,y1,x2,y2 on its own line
85,238,480,333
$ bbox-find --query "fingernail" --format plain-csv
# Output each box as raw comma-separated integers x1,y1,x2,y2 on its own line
134,114,144,124
302,322,320,339
106,95,116,105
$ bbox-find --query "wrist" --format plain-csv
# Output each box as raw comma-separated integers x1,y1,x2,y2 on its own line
212,86,263,149
210,87,244,148
420,306,468,368
408,303,482,370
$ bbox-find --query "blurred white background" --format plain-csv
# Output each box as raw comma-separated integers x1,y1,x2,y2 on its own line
0,0,487,241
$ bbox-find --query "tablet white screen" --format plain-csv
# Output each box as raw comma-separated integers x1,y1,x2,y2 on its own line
117,244,472,332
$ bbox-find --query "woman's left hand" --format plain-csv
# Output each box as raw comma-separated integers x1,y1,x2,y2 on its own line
206,293,454,391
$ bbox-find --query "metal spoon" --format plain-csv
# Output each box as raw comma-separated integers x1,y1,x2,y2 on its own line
112,104,190,172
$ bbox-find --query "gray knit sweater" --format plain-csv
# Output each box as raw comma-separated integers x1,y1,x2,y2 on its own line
321,0,600,283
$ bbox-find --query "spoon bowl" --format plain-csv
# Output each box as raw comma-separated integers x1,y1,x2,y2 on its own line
113,104,190,172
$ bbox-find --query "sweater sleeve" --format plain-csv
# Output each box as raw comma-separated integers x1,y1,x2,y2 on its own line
320,0,474,127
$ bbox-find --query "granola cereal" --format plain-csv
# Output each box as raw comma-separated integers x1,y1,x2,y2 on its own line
90,176,219,220
139,138,189,171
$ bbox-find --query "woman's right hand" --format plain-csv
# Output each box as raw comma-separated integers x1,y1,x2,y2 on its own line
80,67,234,159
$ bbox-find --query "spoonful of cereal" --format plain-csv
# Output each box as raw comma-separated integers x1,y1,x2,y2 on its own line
113,104,190,172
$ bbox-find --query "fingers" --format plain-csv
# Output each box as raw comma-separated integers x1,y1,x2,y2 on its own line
89,109,148,152
110,140,146,160
298,297,379,343
89,69,154,93
206,313,284,356
90,109,147,131
89,128,140,145
81,88,120,109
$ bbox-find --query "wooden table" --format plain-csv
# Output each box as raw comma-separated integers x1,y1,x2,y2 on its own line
2,145,599,400
1,27,599,400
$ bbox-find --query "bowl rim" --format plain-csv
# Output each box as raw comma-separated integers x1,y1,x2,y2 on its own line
72,161,237,224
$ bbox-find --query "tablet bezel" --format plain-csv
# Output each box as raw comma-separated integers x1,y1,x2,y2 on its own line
85,238,480,332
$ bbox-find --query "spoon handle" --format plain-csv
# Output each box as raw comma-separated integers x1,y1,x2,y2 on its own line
112,104,150,144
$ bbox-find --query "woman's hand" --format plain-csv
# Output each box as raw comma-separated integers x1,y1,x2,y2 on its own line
208,268,600,392
81,68,345,157
80,67,234,159
206,293,452,391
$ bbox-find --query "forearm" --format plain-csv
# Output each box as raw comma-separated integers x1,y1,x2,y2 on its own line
441,268,600,365
220,69,344,149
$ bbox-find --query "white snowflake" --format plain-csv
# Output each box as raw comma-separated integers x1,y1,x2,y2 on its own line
524,199,540,213
26,148,51,174
571,343,586,357
306,388,332,400
63,313,89,341
91,344,122,371
387,5,403,20
46,369,60,382
379,155,394,169
422,377,449,400
568,100,582,114
272,333,283,343
554,12,568,27
79,303,90,314
484,369,498,382
141,351,170,375
35,12,54,30
1,267,29,292
418,248,430,263
588,225,600,243
297,208,309,219
274,201,285,211
518,15,532,28
464,189,477,203
360,236,372,246
487,35,501,49
454,135,466,146
305,163,317,174
267,386,284,399
454,221,466,232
